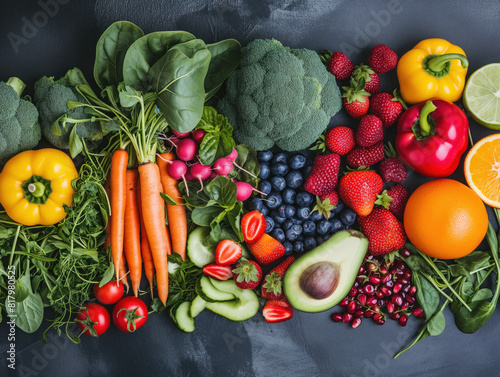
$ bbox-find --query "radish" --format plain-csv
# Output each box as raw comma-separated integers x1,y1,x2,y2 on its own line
227,148,238,161
192,129,206,143
234,181,266,202
172,129,191,138
176,138,199,162
213,157,233,176
190,162,212,191
166,159,190,196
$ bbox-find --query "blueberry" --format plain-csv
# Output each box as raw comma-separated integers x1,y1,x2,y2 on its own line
282,188,296,205
271,228,286,243
258,180,272,195
271,176,286,192
285,228,299,242
302,220,316,236
271,162,289,177
340,208,357,227
285,170,304,189
291,223,303,236
272,152,288,164
296,191,314,207
271,210,286,224
330,218,344,233
332,200,345,215
265,216,275,233
284,205,296,218
266,191,282,209
257,150,273,162
317,220,332,235
297,207,311,220
249,197,264,212
258,162,271,180
283,219,294,231
316,234,330,245
276,205,287,218
302,164,313,178
260,205,269,216
283,241,293,256
304,236,317,251
309,210,324,222
293,241,305,253
289,154,307,170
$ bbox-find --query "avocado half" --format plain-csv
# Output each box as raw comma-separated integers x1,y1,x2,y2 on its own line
284,229,368,313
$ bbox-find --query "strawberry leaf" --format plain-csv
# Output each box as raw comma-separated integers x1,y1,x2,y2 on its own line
311,196,335,219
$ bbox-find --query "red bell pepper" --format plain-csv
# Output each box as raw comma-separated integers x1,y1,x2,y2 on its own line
395,99,468,178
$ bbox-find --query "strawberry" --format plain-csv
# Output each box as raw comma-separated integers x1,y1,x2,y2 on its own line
262,298,293,323
338,170,384,216
247,233,286,266
241,210,266,243
357,208,407,255
351,64,380,95
367,44,398,74
325,126,355,155
346,141,385,168
215,239,242,266
232,258,263,289
320,49,354,80
304,153,341,196
386,184,409,219
342,79,370,119
356,115,384,147
261,256,295,300
312,191,339,219
379,143,407,183
202,263,233,281
369,92,403,128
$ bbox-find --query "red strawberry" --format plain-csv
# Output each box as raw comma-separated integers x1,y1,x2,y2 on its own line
367,44,398,74
386,184,409,219
379,143,407,183
351,64,380,95
247,233,286,266
369,92,403,128
232,258,263,289
262,298,293,323
338,170,384,216
202,263,233,281
346,141,385,168
356,115,383,147
304,153,341,196
342,79,370,119
241,210,266,243
325,126,355,155
215,239,242,266
261,256,295,300
321,49,354,80
312,191,339,219
357,208,407,255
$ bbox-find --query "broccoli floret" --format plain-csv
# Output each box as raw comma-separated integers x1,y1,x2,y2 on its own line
0,77,42,165
217,39,342,151
34,70,102,150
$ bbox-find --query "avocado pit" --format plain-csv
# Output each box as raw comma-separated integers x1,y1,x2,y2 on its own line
299,262,340,300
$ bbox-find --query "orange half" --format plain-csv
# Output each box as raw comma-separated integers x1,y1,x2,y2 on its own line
464,133,500,208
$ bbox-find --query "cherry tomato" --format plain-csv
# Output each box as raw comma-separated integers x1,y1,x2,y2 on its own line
76,303,110,337
113,296,148,332
94,280,125,305
241,210,266,243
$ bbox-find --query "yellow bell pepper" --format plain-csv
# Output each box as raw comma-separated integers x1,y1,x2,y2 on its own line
0,148,78,226
397,38,468,104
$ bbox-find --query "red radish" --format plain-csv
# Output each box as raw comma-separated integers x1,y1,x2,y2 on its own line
192,129,206,143
213,157,233,176
185,170,195,181
209,171,218,180
176,138,199,161
235,181,266,201
166,159,190,196
172,129,191,138
190,162,212,191
227,148,238,161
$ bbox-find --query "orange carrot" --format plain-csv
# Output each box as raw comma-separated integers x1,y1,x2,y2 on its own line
157,152,188,260
138,162,170,305
123,169,142,296
136,178,155,296
110,149,128,281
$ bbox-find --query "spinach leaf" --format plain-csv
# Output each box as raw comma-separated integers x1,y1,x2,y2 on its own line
204,39,241,100
98,261,114,288
456,250,491,272
454,300,495,334
228,144,260,186
9,273,44,334
413,273,440,319
205,176,237,208
196,107,235,165
426,310,446,336
149,39,211,133
191,206,224,227
403,254,435,275
472,288,493,302
94,21,144,89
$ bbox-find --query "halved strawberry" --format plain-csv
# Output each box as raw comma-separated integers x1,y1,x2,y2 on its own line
241,210,266,243
202,263,233,281
263,299,293,323
215,239,242,266
247,233,286,266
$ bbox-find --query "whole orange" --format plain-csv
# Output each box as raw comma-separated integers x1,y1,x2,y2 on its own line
404,179,488,259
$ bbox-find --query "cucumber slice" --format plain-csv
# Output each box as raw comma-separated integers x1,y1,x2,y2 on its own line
187,227,216,267
196,276,236,302
190,295,207,318
206,279,259,321
174,302,195,333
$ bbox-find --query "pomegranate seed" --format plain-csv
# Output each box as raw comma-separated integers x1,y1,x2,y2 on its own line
352,317,362,328
398,278,409,286
357,287,365,295
407,295,416,304
385,280,394,288
364,310,375,318
403,283,411,293
354,310,365,318
356,276,364,284
367,262,378,271
357,294,367,306
408,286,417,296
373,313,383,322
389,312,401,320
353,281,359,288
412,307,424,319
382,274,392,284
349,287,357,297
376,290,385,299
387,302,395,314
381,287,392,297
369,276,381,285
393,283,403,294
404,270,412,280
339,298,349,307
348,300,357,313
367,296,378,306
331,313,343,322
363,284,375,295
400,248,412,257
401,301,410,310
394,270,404,277
358,265,365,275
343,312,353,323
399,314,408,327
378,299,386,307
379,265,388,275
392,295,403,307
369,305,380,313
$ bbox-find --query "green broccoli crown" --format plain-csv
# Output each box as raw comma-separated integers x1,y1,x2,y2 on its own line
0,77,42,165
217,39,341,151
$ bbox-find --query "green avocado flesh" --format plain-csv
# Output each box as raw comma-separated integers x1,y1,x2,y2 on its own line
284,229,368,313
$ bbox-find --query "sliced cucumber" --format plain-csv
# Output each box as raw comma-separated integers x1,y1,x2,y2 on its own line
190,295,207,318
196,276,236,303
187,227,216,267
206,279,259,321
174,302,195,333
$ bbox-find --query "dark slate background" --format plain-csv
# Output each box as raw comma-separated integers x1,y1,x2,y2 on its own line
1,1,500,376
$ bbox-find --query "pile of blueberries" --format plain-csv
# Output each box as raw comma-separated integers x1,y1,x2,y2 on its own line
250,149,357,255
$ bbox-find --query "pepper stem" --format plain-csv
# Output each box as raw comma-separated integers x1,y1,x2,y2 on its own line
423,53,469,78
418,101,437,135
27,182,46,198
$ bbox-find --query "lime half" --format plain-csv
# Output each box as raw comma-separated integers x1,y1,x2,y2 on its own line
463,63,500,130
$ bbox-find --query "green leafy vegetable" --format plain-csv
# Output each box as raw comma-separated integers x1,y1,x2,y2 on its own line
196,106,235,165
